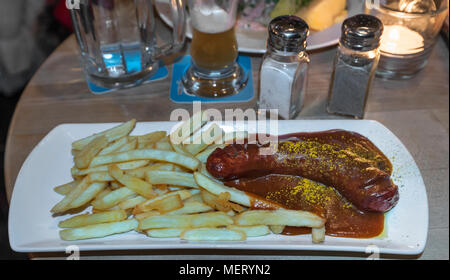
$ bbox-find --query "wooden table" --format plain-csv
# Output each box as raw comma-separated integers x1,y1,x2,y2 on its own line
5,20,449,259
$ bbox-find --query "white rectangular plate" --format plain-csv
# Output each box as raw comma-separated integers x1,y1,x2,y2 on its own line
9,120,428,254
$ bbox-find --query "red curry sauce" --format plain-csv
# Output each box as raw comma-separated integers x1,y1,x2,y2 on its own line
225,175,384,238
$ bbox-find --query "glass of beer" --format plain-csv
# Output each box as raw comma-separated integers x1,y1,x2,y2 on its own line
182,0,248,98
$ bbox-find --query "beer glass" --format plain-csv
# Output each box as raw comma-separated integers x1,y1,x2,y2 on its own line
69,0,186,90
182,0,248,97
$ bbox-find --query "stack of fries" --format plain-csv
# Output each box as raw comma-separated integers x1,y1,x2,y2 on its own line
52,113,326,243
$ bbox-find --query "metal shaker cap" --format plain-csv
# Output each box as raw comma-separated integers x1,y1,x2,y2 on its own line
340,14,384,51
268,15,309,53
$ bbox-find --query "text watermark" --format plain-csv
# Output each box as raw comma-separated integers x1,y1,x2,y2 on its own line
169,102,279,155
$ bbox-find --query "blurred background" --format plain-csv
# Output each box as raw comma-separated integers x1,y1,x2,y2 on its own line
0,0,72,259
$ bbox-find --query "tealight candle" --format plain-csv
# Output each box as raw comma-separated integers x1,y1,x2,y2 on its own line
380,25,425,55
365,0,447,79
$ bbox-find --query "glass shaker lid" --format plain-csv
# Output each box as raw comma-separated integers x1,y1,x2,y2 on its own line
268,15,309,53
340,14,384,51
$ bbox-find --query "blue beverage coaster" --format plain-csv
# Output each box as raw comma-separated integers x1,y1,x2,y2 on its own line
170,55,255,103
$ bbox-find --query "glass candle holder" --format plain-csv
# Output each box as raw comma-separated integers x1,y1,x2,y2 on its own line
365,0,449,79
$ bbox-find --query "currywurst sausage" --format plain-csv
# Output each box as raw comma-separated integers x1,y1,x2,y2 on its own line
206,130,399,213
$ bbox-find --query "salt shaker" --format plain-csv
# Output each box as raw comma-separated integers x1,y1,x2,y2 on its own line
327,14,383,119
258,15,310,120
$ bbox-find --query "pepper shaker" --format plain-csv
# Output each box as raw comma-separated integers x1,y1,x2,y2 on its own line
258,15,310,120
327,14,383,119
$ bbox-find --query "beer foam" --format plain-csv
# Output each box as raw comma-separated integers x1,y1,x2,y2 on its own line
190,5,232,34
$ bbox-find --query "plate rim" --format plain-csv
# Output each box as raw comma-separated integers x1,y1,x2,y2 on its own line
8,120,429,255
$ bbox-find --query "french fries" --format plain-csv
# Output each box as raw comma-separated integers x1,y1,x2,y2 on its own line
89,149,200,171
133,190,192,214
52,117,327,243
201,190,245,212
170,110,207,144
183,124,224,155
134,211,160,221
194,172,251,207
91,187,136,210
116,137,137,153
88,172,114,182
227,225,270,237
72,119,136,151
165,201,213,215
98,136,128,156
54,180,80,195
70,182,107,208
147,227,248,240
153,141,173,151
139,194,184,214
118,195,147,210
269,225,285,234
146,170,199,188
71,160,150,177
51,176,91,213
59,210,127,228
124,163,174,179
235,209,325,228
312,226,326,244
95,188,111,201
181,228,246,241
109,165,157,199
136,131,167,149
59,219,138,241
138,212,234,230
146,228,185,238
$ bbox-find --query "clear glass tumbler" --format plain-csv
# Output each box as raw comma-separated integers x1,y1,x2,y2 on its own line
69,0,186,91
181,0,248,98
365,0,449,79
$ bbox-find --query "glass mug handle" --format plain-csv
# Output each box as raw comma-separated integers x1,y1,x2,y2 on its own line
154,0,186,58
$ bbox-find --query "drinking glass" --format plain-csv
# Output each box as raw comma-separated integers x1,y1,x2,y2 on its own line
365,0,449,79
69,0,186,90
181,0,248,98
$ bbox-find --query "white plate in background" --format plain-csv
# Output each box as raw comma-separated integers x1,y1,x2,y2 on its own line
9,120,428,254
155,0,365,53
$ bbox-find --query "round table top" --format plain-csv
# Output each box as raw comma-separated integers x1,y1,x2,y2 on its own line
4,27,449,259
